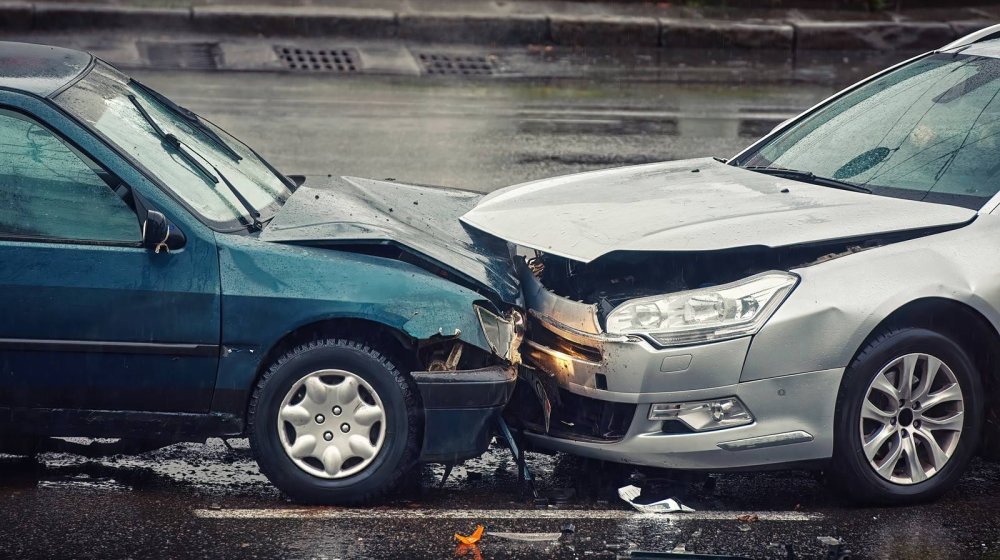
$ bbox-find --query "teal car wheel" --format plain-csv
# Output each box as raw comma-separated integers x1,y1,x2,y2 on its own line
249,338,420,504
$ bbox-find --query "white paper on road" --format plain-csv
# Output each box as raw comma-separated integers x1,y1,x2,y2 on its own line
618,485,696,513
487,531,563,542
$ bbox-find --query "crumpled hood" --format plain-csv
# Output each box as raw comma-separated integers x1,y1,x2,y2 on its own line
261,177,520,306
460,157,977,263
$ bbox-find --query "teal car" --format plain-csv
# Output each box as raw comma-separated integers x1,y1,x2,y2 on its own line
0,42,523,503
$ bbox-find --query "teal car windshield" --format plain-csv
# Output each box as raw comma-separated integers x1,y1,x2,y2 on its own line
54,62,291,229
737,53,1000,210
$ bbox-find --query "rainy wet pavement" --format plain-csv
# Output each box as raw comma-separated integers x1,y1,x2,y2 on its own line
5,439,1000,559
6,64,1000,559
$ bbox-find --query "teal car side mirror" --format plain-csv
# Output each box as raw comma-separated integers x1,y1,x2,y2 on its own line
142,210,186,254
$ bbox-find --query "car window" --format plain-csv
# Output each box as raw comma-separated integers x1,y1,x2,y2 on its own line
738,53,1000,210
0,108,140,243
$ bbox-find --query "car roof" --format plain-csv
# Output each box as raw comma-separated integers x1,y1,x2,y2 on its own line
951,38,1000,59
0,41,92,98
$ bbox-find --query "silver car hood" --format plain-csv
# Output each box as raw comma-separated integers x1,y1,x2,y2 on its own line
460,157,977,263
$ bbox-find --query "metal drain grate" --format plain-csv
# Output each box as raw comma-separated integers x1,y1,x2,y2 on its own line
142,42,221,70
275,46,358,72
417,53,497,76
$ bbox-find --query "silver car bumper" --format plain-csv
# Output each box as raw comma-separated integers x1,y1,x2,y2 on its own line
519,262,841,470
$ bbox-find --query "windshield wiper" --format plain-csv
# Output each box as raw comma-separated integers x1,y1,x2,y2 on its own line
128,94,263,230
745,166,872,194
129,79,242,163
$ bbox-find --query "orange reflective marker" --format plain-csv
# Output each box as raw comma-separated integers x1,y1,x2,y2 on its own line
454,525,485,545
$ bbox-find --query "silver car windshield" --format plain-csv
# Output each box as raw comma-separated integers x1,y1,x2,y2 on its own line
54,62,291,229
737,53,1000,210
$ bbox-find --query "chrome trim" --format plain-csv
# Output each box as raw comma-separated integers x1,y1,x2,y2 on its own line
529,309,629,346
717,430,814,451
939,23,1000,51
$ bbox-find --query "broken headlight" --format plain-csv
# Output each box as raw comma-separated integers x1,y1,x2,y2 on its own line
604,272,798,346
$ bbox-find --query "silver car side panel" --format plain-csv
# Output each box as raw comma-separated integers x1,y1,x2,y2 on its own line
742,215,1000,382
525,368,842,470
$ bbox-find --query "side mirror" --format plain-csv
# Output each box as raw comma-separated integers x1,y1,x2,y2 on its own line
142,210,186,254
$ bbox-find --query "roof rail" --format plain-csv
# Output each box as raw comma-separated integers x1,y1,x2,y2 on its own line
939,23,1000,51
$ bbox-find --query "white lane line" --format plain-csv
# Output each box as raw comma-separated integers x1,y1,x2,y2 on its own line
193,508,820,522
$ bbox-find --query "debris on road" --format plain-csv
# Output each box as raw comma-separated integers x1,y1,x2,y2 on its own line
817,536,851,560
618,485,695,513
736,513,759,532
487,531,562,543
455,525,485,545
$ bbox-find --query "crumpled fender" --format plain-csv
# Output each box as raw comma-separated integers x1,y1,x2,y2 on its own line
210,234,497,417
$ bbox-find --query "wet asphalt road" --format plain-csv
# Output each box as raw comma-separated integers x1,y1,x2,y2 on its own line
6,63,1000,559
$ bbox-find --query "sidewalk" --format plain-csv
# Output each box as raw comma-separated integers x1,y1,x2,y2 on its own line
8,0,1000,51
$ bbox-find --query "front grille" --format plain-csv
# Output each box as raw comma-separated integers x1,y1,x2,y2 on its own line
275,46,358,73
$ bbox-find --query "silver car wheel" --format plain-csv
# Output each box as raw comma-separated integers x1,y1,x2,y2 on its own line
277,369,387,479
859,353,965,485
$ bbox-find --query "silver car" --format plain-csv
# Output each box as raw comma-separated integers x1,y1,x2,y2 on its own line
461,25,1000,504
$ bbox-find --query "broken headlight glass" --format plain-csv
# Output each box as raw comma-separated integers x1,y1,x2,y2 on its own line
604,271,798,346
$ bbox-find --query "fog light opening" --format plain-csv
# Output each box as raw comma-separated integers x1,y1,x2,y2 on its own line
649,397,753,431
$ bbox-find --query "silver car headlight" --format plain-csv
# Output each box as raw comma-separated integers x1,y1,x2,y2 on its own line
604,271,798,346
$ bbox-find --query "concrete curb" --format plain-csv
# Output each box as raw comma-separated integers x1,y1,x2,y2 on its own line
191,6,396,38
35,3,190,31
661,19,795,50
399,12,548,45
550,14,658,47
6,2,997,51
792,21,956,50
0,2,31,30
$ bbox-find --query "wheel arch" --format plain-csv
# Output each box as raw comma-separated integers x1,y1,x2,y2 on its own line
848,297,1000,458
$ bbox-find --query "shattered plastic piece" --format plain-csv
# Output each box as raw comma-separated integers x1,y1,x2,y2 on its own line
455,525,485,545
618,485,695,513
818,536,851,560
487,531,562,543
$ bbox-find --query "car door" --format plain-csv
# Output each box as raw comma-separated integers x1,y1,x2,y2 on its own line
0,103,222,414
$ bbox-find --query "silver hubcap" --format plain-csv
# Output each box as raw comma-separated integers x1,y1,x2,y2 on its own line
277,369,386,479
860,353,964,485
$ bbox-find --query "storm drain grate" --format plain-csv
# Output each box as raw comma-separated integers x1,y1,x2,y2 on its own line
275,46,358,72
417,53,497,76
142,41,221,70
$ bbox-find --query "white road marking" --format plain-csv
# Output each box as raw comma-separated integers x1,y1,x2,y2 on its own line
193,508,820,522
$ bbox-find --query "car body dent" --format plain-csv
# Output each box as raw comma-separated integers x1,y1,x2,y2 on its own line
261,177,521,307
461,157,976,263
210,232,506,415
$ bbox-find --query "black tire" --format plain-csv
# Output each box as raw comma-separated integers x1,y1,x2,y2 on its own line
831,328,982,505
248,339,421,504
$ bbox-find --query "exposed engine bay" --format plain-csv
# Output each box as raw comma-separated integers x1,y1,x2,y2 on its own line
529,228,949,317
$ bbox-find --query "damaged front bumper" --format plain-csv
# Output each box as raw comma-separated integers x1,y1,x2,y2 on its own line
411,307,524,463
513,262,839,470
412,365,518,463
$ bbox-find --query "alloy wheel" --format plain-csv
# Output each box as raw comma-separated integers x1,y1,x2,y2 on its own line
859,353,965,485
277,369,387,479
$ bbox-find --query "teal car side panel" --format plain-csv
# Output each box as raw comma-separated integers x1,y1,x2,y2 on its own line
0,90,223,412
211,233,493,417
